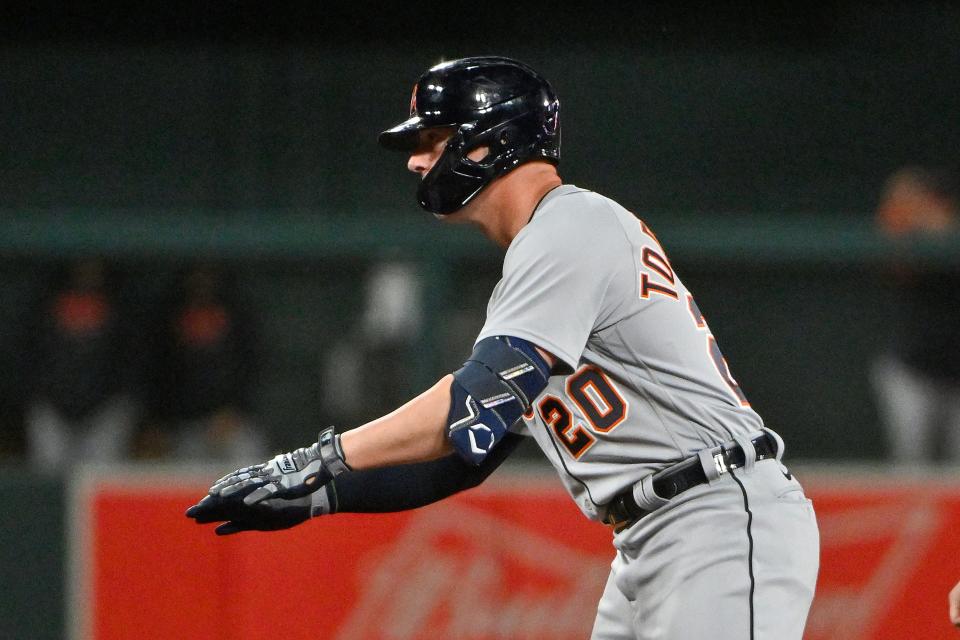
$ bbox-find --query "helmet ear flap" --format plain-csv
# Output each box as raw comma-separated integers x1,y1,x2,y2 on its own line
464,122,517,166
492,124,521,161
452,122,492,166
542,101,560,135
474,124,516,164
473,122,517,160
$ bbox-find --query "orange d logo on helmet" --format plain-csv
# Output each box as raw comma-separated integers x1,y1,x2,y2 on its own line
409,84,418,117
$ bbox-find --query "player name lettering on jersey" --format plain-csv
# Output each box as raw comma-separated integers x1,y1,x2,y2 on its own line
638,219,679,300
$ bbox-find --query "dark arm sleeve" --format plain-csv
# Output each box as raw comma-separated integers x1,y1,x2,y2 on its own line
330,432,524,513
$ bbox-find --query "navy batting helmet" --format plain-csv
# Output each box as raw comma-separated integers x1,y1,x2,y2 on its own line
379,56,561,215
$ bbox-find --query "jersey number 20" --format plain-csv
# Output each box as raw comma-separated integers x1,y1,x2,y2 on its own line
537,366,628,459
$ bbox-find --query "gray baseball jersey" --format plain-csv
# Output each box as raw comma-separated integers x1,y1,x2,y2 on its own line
476,184,819,639
476,184,766,520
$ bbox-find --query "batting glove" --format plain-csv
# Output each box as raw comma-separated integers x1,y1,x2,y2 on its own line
186,484,336,535
206,426,351,506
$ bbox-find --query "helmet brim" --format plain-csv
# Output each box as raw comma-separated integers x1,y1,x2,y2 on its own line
378,116,424,152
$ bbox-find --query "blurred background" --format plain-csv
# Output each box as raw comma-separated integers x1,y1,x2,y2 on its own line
1,1,959,638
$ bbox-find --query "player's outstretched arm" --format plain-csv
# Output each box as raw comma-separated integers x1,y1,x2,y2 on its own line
186,375,458,533
187,337,554,534
332,432,524,513
338,374,457,469
339,336,553,469
186,432,523,534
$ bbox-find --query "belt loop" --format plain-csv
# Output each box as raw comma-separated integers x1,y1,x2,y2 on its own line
697,448,723,483
762,427,785,461
733,433,757,473
633,474,671,512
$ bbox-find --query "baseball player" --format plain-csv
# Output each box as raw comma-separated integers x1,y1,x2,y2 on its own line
187,56,820,639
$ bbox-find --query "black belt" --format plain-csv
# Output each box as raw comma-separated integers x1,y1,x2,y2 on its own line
603,433,778,532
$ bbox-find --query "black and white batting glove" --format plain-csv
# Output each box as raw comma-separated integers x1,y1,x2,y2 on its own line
186,426,350,534
186,484,337,535
207,426,351,506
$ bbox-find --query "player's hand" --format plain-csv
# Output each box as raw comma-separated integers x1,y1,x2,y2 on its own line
950,580,960,628
205,426,350,506
209,444,329,506
185,488,332,535
186,426,348,535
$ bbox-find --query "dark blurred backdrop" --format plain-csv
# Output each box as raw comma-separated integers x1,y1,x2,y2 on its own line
3,1,959,213
1,0,958,461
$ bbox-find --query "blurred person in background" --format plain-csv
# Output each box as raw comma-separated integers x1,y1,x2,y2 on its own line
23,257,140,469
322,259,423,425
871,165,960,463
139,262,266,463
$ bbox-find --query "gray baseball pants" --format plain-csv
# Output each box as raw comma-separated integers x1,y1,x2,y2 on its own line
591,455,819,639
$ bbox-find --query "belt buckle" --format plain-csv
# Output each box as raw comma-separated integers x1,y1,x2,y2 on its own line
603,512,630,533
603,497,633,533
712,450,729,475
